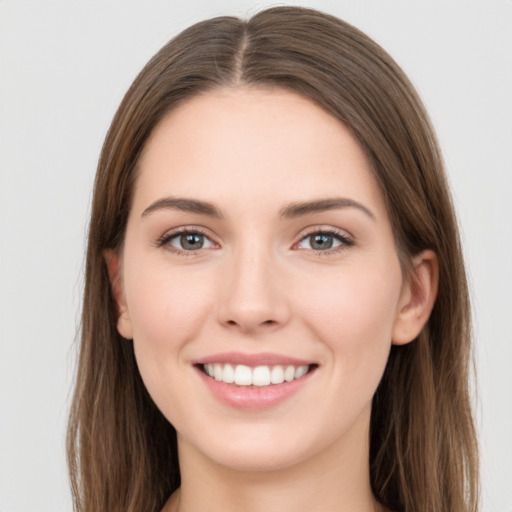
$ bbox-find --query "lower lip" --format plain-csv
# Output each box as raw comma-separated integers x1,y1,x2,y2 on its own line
195,367,315,410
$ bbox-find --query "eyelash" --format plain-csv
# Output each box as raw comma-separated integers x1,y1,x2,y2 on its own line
155,227,354,256
296,228,354,255
155,227,214,255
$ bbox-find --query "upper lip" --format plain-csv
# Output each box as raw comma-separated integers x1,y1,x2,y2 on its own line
193,352,316,367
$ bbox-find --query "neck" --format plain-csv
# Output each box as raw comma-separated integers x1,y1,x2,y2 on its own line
164,406,385,512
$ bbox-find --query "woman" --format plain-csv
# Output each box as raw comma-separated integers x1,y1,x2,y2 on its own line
67,6,479,512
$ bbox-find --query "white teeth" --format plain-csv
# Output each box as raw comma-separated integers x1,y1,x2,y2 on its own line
270,365,285,384
252,366,271,386
234,365,252,386
295,365,308,379
213,363,223,381
223,364,235,383
284,365,295,382
203,363,312,387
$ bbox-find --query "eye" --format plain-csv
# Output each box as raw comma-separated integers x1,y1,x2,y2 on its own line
159,230,216,253
296,230,353,252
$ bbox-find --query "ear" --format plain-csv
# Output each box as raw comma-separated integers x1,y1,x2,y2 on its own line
104,249,133,340
392,250,439,345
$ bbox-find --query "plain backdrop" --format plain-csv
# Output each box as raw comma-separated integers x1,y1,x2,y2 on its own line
0,0,511,511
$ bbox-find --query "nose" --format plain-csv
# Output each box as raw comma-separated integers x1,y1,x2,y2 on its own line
217,245,290,334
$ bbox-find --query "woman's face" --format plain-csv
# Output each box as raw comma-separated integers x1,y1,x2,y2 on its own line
111,88,416,472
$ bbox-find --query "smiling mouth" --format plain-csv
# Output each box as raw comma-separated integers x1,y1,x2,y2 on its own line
197,363,318,387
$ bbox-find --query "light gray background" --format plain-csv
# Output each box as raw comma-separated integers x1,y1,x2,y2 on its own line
0,1,510,510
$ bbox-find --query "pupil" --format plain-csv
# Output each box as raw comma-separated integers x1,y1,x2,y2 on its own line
311,234,333,250
181,233,203,250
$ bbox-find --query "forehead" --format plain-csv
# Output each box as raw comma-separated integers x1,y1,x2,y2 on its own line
132,87,386,219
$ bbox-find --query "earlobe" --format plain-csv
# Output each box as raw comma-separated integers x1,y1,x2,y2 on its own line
103,249,133,340
392,250,439,345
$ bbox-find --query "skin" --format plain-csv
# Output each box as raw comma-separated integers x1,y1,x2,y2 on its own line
106,88,438,512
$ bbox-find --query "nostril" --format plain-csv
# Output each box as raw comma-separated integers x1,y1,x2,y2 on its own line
225,319,276,327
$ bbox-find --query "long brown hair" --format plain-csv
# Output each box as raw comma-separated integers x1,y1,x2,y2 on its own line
67,6,478,512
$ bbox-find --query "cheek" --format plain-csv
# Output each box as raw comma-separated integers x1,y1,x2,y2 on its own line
296,260,402,365
124,261,215,376
292,261,403,435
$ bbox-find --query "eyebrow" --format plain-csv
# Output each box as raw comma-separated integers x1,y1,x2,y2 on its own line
141,196,375,221
279,197,375,220
141,197,223,218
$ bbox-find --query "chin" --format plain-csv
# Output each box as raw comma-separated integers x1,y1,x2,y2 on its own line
201,440,312,473
180,418,358,475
